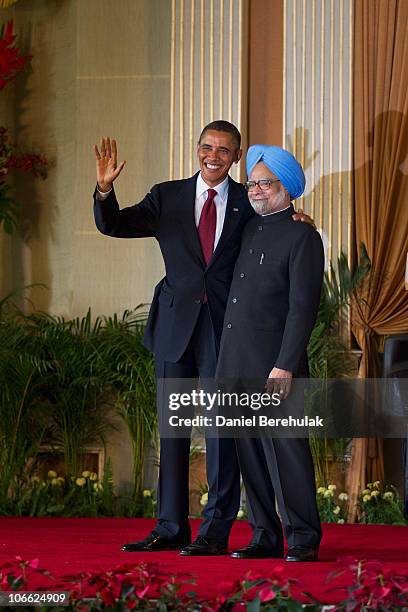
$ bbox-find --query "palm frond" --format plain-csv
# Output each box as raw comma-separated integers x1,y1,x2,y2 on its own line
308,246,371,485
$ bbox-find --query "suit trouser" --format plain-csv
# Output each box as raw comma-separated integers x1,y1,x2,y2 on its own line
236,436,321,549
154,305,241,541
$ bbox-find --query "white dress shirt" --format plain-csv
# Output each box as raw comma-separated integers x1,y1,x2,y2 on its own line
96,172,230,252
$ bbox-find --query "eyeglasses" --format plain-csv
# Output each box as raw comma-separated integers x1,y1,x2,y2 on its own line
243,179,280,191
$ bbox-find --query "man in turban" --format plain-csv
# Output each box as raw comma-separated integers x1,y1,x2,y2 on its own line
215,145,324,562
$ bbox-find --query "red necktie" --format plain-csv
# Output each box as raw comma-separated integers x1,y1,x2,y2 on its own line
198,188,217,265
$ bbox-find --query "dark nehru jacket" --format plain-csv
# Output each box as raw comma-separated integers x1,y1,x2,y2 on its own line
216,203,324,380
94,173,254,362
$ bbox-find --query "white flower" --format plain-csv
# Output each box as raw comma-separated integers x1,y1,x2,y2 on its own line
324,489,334,498
373,480,380,488
200,492,209,506
328,484,337,491
51,478,61,486
338,493,348,501
76,477,86,487
333,506,340,515
383,491,394,501
362,494,371,503
237,510,244,519
337,519,345,524
48,470,57,479
89,472,98,481
81,471,91,478
366,483,373,489
370,490,379,497
362,489,371,495
143,489,152,498
31,476,41,483
93,483,103,492
317,487,327,494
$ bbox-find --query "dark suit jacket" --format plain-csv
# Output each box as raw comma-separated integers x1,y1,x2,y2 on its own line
216,204,324,380
94,173,254,362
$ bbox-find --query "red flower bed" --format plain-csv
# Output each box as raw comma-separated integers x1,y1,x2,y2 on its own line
1,556,408,610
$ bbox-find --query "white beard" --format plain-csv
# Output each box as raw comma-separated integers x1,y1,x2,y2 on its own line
249,198,269,215
249,189,287,215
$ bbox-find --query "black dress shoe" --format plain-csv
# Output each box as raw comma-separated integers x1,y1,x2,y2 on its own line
121,531,190,552
285,546,318,562
179,535,228,556
230,543,284,559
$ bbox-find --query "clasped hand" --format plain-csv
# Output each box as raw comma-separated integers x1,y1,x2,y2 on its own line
266,367,293,400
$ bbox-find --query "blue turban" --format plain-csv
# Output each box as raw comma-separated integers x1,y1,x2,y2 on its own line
246,145,305,200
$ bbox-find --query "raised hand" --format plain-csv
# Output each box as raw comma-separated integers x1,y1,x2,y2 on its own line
94,137,126,192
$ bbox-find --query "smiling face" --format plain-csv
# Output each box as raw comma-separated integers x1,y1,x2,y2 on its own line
248,161,289,215
197,129,242,186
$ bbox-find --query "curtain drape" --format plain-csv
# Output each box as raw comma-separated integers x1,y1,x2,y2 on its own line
348,0,408,521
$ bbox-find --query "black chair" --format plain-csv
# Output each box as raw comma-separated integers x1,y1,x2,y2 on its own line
383,334,408,519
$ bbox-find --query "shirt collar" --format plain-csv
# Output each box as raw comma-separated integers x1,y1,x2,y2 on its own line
196,173,229,201
262,204,292,217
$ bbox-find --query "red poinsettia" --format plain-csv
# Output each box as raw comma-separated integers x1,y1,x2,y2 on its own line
0,20,41,234
2,556,408,610
0,127,47,179
0,20,31,90
0,126,48,233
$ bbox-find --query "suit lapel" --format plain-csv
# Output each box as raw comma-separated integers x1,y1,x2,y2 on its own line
208,176,247,269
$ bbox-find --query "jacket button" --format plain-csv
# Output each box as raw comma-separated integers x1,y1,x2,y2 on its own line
232,297,237,303
226,323,232,329
258,225,263,231
240,272,245,278
249,249,253,254
194,299,201,304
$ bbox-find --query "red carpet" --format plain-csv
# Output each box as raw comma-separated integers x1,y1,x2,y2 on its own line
1,518,408,604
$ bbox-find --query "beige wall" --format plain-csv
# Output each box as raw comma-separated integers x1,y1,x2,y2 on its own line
1,0,77,310
1,0,171,318
1,0,74,306
283,0,354,265
1,0,250,316
0,0,248,490
73,0,171,317
169,0,247,182
0,0,172,489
